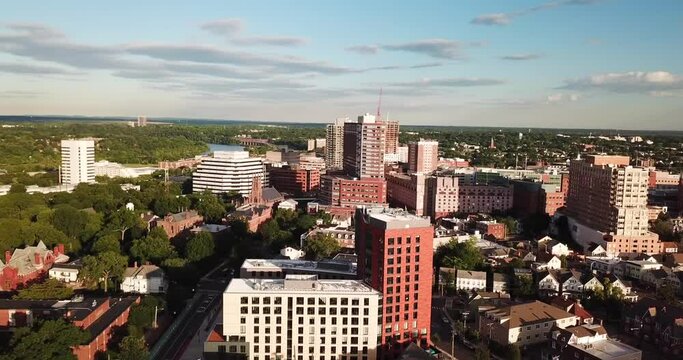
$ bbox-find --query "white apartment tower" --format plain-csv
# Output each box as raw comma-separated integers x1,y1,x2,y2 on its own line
325,118,346,170
343,114,386,179
222,275,381,359
60,139,95,185
192,151,267,196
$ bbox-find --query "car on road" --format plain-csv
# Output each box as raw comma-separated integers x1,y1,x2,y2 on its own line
462,339,476,350
197,306,207,313
442,316,450,324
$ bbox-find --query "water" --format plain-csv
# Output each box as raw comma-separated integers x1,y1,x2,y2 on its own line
207,143,244,153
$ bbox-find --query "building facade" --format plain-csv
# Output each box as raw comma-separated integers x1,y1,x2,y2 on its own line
384,121,400,157
319,175,387,210
221,276,381,360
355,207,434,357
61,139,95,185
386,173,426,216
408,140,438,175
269,166,320,196
193,151,268,196
325,118,347,170
343,114,386,179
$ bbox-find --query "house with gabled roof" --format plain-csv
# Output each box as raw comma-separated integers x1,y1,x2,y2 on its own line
537,271,560,296
558,270,584,297
0,242,69,291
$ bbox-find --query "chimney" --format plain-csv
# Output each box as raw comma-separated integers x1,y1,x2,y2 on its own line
34,253,41,265
134,261,138,268
5,250,11,264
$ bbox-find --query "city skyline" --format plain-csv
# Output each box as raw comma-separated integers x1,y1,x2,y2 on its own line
1,0,682,130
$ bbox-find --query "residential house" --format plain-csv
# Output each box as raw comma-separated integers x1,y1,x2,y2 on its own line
559,270,584,297
550,298,595,325
482,300,579,347
277,199,298,212
492,273,509,293
623,259,663,280
581,273,605,294
586,243,607,257
537,271,561,296
543,324,641,360
641,267,672,289
623,298,683,355
533,252,563,271
664,253,683,271
538,236,570,257
455,270,487,291
48,259,82,283
0,242,69,291
120,264,167,294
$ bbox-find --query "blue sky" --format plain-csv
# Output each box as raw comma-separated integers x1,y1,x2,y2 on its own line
1,0,682,129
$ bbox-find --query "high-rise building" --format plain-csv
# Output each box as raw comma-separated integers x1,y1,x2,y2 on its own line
60,139,95,185
193,151,267,196
566,155,661,254
385,121,399,155
408,140,439,174
343,114,386,179
319,175,387,209
219,275,381,360
355,207,433,357
136,115,148,127
325,118,346,170
268,165,320,196
567,155,649,236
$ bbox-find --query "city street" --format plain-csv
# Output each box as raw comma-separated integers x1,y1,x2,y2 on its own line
152,262,232,360
431,296,475,360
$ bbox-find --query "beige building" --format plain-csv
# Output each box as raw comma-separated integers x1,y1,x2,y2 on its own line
221,275,381,360
325,118,346,170
384,120,400,157
483,301,579,347
408,139,439,174
343,114,386,179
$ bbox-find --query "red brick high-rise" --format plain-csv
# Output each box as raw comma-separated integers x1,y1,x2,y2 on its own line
355,207,433,358
408,139,439,174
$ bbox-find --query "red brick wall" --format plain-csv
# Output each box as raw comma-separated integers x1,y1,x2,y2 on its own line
72,298,140,360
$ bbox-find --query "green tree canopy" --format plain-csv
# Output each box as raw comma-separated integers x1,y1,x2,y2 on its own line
185,232,215,262
435,237,485,271
13,278,74,300
106,208,140,241
303,233,341,261
79,251,128,292
2,320,89,360
116,335,149,360
91,233,122,254
130,227,176,264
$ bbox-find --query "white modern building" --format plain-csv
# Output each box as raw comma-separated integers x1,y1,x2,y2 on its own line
48,262,81,283
193,151,267,196
94,160,159,178
120,264,167,294
325,118,346,170
60,139,95,185
221,275,381,359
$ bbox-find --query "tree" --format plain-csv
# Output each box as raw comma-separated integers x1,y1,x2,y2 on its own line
436,237,485,271
51,205,87,241
128,296,164,336
186,232,215,262
303,233,340,261
91,233,121,254
193,191,226,223
80,251,127,293
3,320,89,360
657,284,677,303
474,347,491,360
8,183,26,194
116,335,149,360
131,228,176,264
13,279,73,300
107,209,140,241
507,344,521,360
559,255,568,269
511,275,536,299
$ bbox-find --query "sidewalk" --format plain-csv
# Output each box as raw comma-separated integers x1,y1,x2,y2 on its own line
180,304,223,360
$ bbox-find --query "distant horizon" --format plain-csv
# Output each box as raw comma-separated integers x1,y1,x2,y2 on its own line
1,114,682,134
1,1,682,130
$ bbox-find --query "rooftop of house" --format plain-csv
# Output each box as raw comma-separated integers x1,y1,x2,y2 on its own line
0,296,109,322
123,264,164,279
456,270,487,280
1,241,69,276
487,300,576,329
162,210,201,222
226,276,380,294
262,187,284,203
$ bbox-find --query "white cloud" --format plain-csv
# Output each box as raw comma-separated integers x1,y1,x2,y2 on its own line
472,0,606,26
500,53,542,61
471,14,512,26
346,39,480,60
200,18,306,47
546,93,581,103
563,71,683,93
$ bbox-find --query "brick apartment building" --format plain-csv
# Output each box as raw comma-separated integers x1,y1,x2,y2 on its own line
355,207,433,358
1,242,69,291
319,175,387,211
268,165,320,196
0,296,139,360
154,210,204,239
476,221,506,240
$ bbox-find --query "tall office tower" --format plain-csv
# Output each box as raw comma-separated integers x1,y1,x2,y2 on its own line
384,121,399,155
355,207,433,358
325,118,346,170
136,115,148,127
220,275,381,359
566,155,661,254
343,114,386,179
60,139,95,185
408,139,439,174
193,151,267,196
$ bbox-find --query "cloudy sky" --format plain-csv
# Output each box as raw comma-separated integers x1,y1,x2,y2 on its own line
1,0,682,129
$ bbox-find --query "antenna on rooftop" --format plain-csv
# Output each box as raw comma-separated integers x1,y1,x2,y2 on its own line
376,88,383,119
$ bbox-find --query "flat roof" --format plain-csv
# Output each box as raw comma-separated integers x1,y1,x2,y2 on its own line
226,278,380,295
360,207,432,229
241,259,356,276
570,339,641,360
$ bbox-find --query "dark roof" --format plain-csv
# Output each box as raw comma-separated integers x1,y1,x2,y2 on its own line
261,187,284,203
83,296,139,341
398,343,432,360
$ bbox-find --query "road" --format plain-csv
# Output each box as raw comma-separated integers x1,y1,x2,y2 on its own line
152,261,232,360
431,296,475,360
